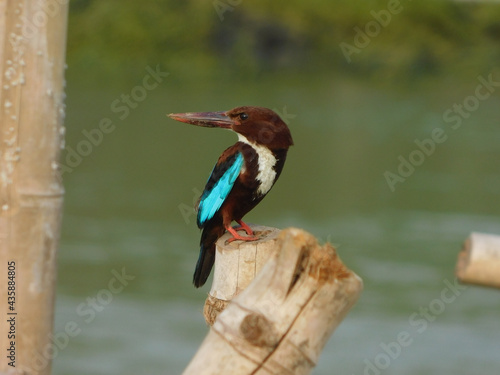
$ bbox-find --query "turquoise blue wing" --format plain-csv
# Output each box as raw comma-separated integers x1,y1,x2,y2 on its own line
197,152,244,227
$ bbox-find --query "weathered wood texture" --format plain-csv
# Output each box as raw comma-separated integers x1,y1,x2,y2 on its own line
0,1,68,374
456,232,500,289
204,225,280,325
186,227,363,375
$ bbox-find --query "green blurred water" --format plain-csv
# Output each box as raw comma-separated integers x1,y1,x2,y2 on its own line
53,72,500,375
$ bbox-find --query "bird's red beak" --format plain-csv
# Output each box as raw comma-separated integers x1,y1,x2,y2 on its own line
168,111,234,129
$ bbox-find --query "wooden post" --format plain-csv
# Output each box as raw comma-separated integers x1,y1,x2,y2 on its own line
185,227,363,375
0,1,68,374
204,225,281,325
456,232,500,289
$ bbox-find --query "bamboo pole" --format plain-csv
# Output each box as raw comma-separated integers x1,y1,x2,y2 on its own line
185,227,363,375
456,232,500,289
0,1,68,374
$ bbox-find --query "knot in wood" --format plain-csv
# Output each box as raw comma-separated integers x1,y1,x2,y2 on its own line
240,313,278,348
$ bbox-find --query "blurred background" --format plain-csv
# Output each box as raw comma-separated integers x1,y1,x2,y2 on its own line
54,1,500,374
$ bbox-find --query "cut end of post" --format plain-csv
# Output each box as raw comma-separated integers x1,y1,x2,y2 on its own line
455,232,500,289
185,226,363,375
203,225,363,326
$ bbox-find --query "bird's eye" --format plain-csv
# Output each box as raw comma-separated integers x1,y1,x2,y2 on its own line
239,113,249,121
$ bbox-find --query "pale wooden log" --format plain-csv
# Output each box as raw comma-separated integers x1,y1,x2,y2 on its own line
204,225,280,325
185,227,363,375
0,1,68,374
456,232,500,288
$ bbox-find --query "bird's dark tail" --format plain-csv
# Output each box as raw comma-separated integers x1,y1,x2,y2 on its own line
193,221,225,288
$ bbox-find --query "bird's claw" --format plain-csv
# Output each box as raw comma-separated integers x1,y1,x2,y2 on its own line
233,220,255,236
226,234,260,244
226,224,259,243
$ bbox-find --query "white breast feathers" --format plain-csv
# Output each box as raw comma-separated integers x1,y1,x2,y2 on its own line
238,134,277,196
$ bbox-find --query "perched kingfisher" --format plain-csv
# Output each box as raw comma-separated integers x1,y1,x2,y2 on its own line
168,106,293,287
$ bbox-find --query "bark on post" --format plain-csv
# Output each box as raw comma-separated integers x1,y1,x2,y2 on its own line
186,227,363,375
0,1,68,374
456,232,500,289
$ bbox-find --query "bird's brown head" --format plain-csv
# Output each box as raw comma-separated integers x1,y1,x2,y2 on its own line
168,106,293,150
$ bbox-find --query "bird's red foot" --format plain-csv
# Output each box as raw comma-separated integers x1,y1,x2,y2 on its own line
226,225,259,243
233,220,255,236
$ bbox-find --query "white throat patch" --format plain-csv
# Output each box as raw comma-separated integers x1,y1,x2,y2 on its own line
238,134,277,196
